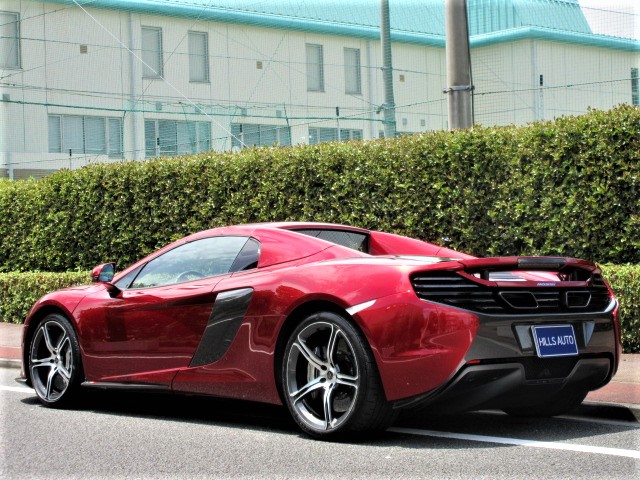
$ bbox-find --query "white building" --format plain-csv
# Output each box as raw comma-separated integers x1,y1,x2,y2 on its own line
1,0,638,179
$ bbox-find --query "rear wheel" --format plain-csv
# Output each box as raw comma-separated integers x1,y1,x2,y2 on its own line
503,388,588,417
29,314,83,407
282,311,395,439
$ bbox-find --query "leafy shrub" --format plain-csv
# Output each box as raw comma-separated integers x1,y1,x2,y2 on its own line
0,272,89,324
0,265,638,353
601,264,640,354
1,106,638,273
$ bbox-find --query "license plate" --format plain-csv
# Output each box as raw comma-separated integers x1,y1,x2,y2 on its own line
531,325,578,358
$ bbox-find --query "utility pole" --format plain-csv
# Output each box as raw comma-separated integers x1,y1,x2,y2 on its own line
444,0,474,130
380,0,396,138
129,13,145,160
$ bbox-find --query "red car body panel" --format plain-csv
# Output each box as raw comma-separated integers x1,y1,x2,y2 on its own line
21,222,620,412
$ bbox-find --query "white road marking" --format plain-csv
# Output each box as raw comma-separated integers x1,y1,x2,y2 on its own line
389,427,640,459
0,385,32,394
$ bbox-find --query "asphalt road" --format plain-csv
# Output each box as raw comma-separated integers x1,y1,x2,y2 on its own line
1,366,638,479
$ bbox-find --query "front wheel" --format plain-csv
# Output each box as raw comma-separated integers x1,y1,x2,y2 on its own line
282,311,395,439
29,314,83,407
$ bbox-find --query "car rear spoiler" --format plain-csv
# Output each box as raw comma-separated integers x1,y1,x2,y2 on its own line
453,256,600,284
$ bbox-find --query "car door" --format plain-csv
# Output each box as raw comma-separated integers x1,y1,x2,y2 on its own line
79,236,259,385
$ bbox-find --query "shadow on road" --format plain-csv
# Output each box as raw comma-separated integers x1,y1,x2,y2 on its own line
22,389,297,434
19,388,638,448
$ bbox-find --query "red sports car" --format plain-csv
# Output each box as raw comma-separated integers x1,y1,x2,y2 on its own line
19,222,620,438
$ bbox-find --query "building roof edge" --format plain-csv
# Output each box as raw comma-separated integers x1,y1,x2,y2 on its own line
45,1,639,52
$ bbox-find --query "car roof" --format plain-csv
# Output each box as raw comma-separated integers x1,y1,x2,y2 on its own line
141,223,369,272
182,222,470,264
183,222,369,240
112,222,466,283
254,221,370,233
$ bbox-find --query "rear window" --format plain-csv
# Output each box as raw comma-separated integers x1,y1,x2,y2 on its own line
293,229,368,252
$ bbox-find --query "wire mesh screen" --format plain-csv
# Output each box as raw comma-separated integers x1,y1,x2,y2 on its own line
472,1,639,126
0,0,638,179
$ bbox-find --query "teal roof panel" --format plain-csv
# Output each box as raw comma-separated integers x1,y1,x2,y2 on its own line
46,1,639,51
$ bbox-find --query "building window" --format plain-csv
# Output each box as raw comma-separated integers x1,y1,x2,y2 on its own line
344,48,361,94
0,12,20,68
632,68,639,106
188,31,209,82
48,115,123,157
308,127,362,145
108,118,123,156
231,123,291,149
144,119,211,158
48,116,62,153
306,43,324,92
141,26,163,78
84,117,106,154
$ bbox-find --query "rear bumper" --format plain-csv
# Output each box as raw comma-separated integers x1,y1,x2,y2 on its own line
462,299,618,364
393,299,619,411
395,355,612,412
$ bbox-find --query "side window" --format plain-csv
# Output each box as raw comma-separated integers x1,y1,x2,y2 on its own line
0,12,20,69
229,238,260,272
306,43,324,92
129,236,257,289
188,31,209,82
344,47,361,94
294,229,369,253
141,26,163,78
113,264,144,290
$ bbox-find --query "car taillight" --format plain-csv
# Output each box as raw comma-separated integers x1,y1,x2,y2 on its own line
612,300,622,370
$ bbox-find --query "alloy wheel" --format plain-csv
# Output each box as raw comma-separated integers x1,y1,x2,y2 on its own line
285,320,360,431
30,319,74,403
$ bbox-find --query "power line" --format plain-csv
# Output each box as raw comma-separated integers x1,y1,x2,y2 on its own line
67,0,248,148
0,97,387,123
3,0,638,178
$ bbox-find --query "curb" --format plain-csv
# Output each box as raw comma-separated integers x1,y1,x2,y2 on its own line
0,358,21,369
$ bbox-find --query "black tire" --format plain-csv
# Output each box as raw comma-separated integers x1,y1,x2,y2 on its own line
502,388,588,418
28,314,83,408
281,311,396,439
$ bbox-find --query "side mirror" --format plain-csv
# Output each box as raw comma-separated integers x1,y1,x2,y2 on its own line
91,262,116,283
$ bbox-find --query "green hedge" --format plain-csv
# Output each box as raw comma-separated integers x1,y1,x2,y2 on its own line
601,265,640,354
1,266,638,353
0,105,638,272
0,272,89,324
